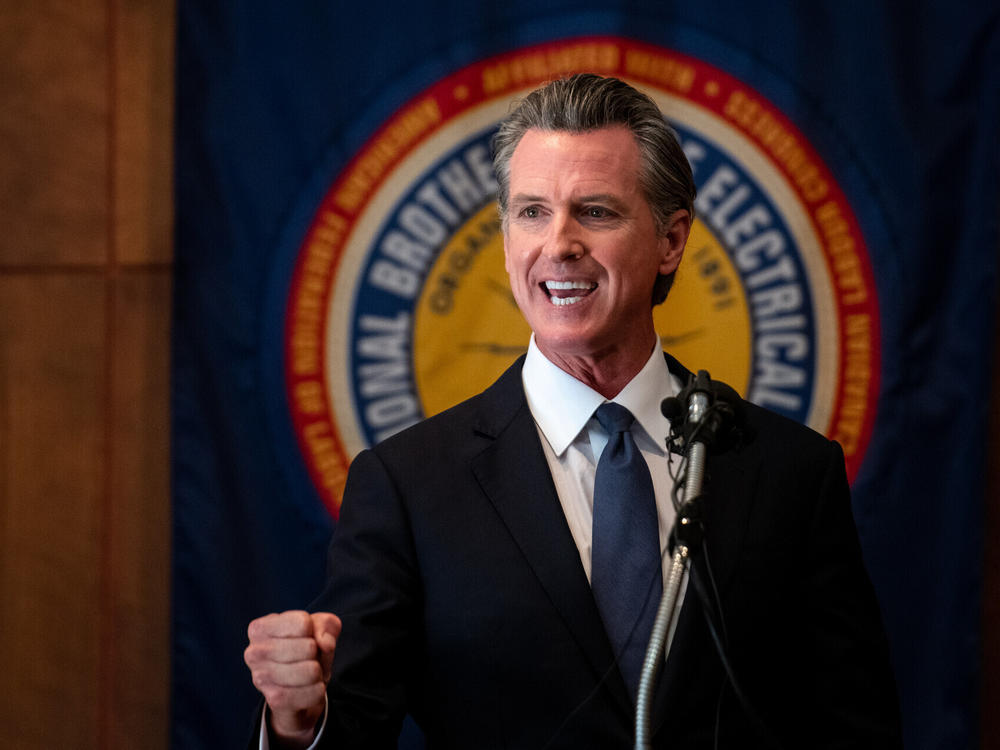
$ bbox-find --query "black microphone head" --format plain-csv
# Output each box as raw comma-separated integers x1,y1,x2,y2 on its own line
666,370,749,453
661,396,684,422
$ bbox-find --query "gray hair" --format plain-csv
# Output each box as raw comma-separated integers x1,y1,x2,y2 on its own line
492,73,696,304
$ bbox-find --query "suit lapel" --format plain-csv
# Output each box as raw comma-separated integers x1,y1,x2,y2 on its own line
469,357,634,720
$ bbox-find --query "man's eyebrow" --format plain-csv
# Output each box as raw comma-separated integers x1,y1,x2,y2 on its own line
509,193,547,205
575,193,630,210
509,193,629,208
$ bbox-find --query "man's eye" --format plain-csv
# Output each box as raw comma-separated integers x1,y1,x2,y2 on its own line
520,206,540,218
585,207,610,218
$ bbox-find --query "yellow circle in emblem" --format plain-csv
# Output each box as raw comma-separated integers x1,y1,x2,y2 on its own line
654,219,752,395
413,204,751,416
413,204,529,416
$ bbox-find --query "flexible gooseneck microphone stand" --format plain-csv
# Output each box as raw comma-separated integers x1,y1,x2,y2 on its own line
634,370,722,750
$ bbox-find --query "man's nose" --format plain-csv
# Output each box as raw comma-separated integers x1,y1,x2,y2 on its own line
543,212,585,261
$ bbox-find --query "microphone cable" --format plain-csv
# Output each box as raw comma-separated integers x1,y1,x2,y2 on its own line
688,539,784,750
540,533,672,749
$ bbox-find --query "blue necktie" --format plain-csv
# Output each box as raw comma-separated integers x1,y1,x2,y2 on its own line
591,402,662,701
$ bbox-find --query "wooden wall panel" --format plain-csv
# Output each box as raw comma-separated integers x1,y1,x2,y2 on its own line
115,0,175,266
0,275,105,747
107,272,171,748
0,0,109,266
0,0,174,747
106,0,175,746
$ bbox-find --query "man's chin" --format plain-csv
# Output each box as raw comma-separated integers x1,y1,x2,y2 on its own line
533,330,611,361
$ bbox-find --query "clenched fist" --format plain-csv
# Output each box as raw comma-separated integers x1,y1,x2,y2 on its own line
245,610,342,747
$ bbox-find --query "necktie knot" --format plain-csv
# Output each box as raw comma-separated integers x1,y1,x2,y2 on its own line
595,402,635,435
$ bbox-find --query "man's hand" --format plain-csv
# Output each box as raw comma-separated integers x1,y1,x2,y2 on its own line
245,610,342,748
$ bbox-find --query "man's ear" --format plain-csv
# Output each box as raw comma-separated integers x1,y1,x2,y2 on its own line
658,209,691,275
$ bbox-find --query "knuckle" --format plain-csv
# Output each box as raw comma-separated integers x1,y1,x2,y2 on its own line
251,668,269,691
267,685,290,707
289,610,311,629
244,640,272,665
247,617,263,640
248,612,280,639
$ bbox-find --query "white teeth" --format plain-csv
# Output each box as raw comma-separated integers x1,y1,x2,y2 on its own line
543,280,595,306
545,280,594,290
551,295,584,306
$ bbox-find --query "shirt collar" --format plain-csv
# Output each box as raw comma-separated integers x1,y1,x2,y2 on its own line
522,335,680,457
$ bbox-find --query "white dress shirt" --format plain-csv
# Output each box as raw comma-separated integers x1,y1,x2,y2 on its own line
522,335,684,587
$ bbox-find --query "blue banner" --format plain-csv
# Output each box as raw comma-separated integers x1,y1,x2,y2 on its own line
172,2,999,747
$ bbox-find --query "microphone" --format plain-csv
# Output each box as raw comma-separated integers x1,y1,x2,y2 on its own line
661,371,743,456
637,372,734,748
638,371,772,750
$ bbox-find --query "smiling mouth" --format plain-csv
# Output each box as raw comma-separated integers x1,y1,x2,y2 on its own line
543,280,597,306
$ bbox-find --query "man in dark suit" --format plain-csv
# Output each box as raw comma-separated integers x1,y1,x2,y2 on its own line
244,74,901,748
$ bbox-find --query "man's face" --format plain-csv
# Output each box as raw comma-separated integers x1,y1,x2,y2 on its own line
503,126,687,365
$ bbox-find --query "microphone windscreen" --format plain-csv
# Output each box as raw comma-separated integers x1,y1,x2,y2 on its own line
661,396,684,422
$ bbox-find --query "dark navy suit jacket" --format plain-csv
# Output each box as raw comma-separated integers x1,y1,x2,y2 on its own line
300,353,901,749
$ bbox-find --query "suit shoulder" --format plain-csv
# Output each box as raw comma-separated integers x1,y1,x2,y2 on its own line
369,355,526,460
737,397,843,466
665,355,838,461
